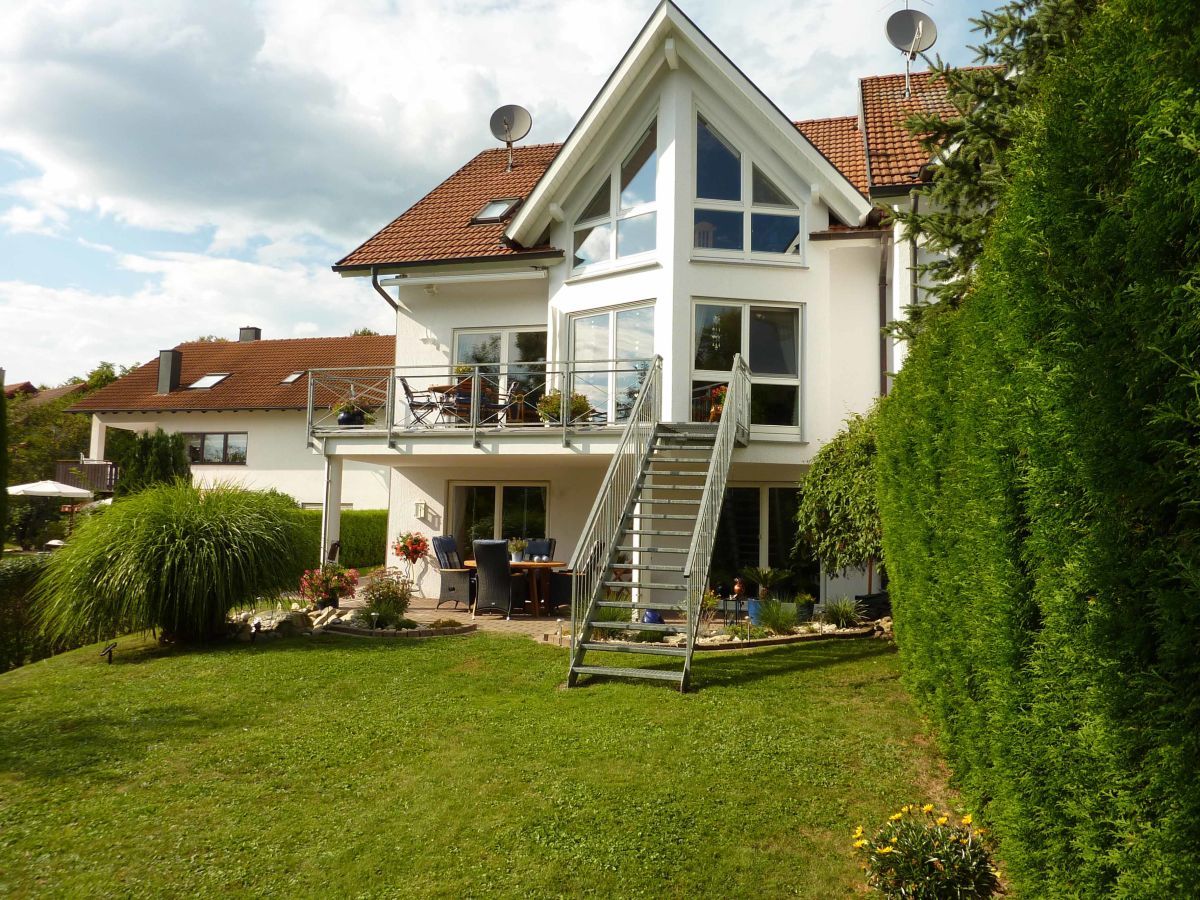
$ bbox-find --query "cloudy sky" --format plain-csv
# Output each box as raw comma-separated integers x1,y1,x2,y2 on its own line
0,0,994,385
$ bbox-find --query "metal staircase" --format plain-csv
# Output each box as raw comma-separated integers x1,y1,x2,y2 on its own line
568,355,751,691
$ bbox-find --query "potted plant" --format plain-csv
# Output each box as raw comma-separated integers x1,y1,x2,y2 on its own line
335,399,375,427
508,537,528,562
391,530,430,581
708,384,728,422
536,389,592,424
298,564,360,610
740,566,790,625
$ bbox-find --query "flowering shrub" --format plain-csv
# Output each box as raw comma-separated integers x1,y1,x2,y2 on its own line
299,564,359,608
359,568,413,628
853,805,998,899
392,531,430,565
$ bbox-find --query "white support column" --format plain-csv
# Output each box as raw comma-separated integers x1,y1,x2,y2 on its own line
320,456,344,565
89,415,107,460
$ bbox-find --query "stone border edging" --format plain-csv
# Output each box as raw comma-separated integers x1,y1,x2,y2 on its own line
324,623,477,640
692,626,875,652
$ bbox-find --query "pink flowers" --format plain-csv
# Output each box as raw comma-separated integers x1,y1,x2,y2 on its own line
299,564,359,607
392,531,430,565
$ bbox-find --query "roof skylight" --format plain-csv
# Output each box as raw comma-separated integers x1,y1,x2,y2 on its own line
188,373,230,389
471,197,521,224
280,371,305,384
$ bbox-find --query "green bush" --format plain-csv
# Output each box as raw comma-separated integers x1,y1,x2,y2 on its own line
875,2,1200,893
358,568,412,628
35,482,307,642
113,428,190,496
757,598,797,635
0,554,66,671
853,805,998,899
820,597,865,629
295,509,387,571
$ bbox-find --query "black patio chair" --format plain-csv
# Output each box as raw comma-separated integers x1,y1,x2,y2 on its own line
472,539,527,619
400,377,446,428
431,535,472,609
525,538,556,559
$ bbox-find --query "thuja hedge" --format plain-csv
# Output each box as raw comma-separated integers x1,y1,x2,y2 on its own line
294,509,387,571
876,1,1200,895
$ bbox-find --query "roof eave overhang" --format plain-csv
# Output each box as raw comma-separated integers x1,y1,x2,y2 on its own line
332,249,563,277
80,405,311,415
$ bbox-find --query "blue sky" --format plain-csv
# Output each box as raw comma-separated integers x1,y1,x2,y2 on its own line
0,0,996,385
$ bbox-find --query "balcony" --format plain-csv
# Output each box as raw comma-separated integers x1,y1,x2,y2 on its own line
306,359,656,449
55,459,119,494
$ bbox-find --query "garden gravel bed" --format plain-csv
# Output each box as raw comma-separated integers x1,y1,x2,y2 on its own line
692,625,875,651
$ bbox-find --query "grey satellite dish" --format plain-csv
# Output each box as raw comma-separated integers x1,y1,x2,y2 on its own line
886,8,938,97
490,104,532,171
886,9,938,57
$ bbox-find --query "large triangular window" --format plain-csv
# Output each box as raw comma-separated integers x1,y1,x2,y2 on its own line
694,116,803,258
573,121,657,269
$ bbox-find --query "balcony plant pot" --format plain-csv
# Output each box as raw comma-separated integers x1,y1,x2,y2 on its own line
746,599,763,626
337,410,366,427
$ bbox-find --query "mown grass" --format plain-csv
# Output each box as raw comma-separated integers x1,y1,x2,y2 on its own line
0,634,958,898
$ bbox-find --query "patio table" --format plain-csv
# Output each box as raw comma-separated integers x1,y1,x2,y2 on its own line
464,559,565,616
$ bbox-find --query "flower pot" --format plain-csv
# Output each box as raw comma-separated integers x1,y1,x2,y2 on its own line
746,599,763,626
337,410,365,427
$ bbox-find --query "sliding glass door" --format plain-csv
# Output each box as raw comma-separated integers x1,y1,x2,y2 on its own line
450,483,548,558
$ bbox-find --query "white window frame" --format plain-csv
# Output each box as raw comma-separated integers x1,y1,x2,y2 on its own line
446,481,552,546
452,324,548,391
568,301,656,421
692,107,806,265
571,115,659,272
691,298,803,431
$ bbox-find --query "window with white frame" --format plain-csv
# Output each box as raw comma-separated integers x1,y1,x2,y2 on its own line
693,114,803,258
569,303,655,421
572,121,657,269
183,432,247,465
692,300,801,426
449,483,548,558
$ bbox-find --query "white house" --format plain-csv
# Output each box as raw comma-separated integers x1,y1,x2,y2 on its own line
72,329,393,511
312,3,956,686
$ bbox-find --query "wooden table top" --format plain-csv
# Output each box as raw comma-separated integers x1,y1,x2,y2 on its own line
464,559,566,569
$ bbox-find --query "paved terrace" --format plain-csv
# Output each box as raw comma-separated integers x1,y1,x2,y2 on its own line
341,593,573,646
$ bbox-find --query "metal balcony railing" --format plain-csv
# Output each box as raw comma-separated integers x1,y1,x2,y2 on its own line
306,358,657,447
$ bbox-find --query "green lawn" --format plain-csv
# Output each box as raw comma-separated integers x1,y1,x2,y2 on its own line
0,633,959,898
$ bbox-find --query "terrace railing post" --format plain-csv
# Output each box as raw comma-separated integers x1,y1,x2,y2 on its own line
471,368,481,448
306,371,316,448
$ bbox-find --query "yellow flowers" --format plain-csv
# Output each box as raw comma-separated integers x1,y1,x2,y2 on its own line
853,839,867,849
889,812,903,821
853,825,863,839
936,816,948,826
961,814,973,826
922,803,935,814
877,845,895,855
901,804,912,814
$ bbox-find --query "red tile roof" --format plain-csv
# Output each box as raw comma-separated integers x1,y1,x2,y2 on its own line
795,115,868,197
334,143,564,271
70,336,395,413
860,68,986,189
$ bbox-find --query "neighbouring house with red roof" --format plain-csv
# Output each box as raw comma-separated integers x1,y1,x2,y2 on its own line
311,1,965,686
71,329,393,510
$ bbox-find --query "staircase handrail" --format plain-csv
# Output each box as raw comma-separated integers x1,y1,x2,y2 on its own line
682,355,751,662
568,356,663,651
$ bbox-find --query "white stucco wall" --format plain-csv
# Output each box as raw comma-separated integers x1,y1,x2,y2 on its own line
92,411,389,509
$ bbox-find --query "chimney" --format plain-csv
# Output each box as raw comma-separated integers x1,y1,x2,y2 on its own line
157,350,182,394
239,326,261,342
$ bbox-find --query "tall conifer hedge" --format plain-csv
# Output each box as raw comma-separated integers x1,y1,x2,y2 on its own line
877,1,1200,894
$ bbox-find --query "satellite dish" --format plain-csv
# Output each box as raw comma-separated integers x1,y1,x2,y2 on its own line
886,9,938,57
490,104,532,171
490,105,532,144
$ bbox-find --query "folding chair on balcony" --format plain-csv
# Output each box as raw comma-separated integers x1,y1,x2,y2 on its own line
400,377,446,428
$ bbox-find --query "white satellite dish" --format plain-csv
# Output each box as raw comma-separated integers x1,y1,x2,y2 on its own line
489,104,532,171
886,8,938,97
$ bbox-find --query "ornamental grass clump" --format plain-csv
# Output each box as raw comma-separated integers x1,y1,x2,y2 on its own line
35,481,307,643
853,805,999,899
757,598,798,635
821,595,865,628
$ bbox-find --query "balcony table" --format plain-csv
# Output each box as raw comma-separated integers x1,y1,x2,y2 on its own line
463,559,565,616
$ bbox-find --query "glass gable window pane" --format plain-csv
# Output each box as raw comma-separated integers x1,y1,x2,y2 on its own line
616,211,655,257
226,433,248,464
748,307,799,375
501,486,547,540
572,312,610,414
696,116,741,201
752,166,795,207
573,222,612,267
694,209,743,250
620,125,656,209
202,434,225,464
750,383,799,426
751,213,801,253
694,304,741,371
580,177,610,221
615,306,654,359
